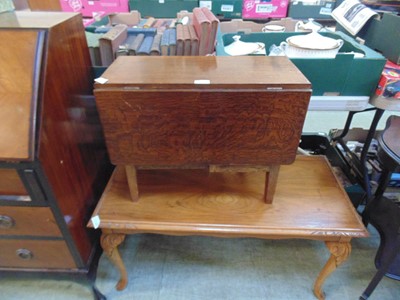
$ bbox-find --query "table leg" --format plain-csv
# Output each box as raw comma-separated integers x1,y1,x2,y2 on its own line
125,165,139,202
264,165,280,204
100,232,128,291
313,241,352,300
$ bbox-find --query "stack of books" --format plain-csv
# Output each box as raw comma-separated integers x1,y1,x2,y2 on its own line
159,7,219,56
160,28,177,56
192,7,219,56
93,7,220,65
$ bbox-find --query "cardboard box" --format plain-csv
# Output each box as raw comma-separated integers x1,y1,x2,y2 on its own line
359,13,400,65
199,0,243,19
288,0,336,20
84,11,141,32
336,12,400,64
219,17,298,33
216,30,386,97
128,0,198,18
59,0,129,17
242,0,289,19
375,61,400,99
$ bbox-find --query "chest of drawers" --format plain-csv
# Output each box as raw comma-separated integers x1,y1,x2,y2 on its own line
0,11,111,276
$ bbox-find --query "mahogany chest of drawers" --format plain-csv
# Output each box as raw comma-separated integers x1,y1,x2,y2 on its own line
0,12,111,275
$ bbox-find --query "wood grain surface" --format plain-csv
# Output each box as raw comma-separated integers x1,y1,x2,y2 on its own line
0,206,61,237
34,13,111,264
0,169,28,196
0,239,76,269
94,56,311,166
0,11,112,271
0,29,38,160
91,156,368,240
27,0,61,11
96,56,311,89
96,90,311,166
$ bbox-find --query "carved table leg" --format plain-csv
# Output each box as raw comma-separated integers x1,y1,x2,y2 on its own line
100,232,128,291
313,241,352,300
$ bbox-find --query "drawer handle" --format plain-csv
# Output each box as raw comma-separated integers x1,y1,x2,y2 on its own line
0,215,15,229
16,248,34,260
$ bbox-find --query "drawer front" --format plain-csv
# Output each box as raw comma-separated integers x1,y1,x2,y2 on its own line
0,207,61,237
0,239,76,269
0,169,30,201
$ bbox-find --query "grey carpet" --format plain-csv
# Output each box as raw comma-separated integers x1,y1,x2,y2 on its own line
1,225,399,300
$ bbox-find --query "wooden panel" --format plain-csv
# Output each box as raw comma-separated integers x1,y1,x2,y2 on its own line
0,169,29,196
96,56,311,89
0,206,61,237
36,14,111,264
96,90,311,166
91,156,368,239
0,29,39,161
27,0,61,11
0,239,76,268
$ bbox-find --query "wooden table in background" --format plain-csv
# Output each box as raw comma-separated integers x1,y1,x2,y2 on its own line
89,156,368,299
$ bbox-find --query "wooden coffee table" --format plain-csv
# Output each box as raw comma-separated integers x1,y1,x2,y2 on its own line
89,156,368,299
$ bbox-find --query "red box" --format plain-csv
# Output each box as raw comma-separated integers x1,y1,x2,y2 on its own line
375,61,400,99
59,0,129,18
242,0,289,19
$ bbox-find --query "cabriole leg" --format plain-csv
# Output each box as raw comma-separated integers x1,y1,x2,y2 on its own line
100,232,127,291
313,241,352,300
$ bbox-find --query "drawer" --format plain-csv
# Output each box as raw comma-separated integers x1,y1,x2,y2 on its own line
0,239,76,269
0,169,30,201
0,207,61,237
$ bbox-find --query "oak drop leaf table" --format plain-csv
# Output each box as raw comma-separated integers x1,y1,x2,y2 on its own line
89,156,368,299
94,56,311,204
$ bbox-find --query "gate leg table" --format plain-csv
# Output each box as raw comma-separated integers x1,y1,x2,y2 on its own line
89,156,368,299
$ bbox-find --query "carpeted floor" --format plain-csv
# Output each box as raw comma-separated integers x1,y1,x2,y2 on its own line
0,225,399,300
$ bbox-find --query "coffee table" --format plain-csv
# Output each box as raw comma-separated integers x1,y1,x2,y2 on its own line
89,156,368,299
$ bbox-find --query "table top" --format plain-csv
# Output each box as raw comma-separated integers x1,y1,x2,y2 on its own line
95,56,311,90
89,156,368,240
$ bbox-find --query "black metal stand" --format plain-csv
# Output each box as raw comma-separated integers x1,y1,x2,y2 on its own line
331,107,385,203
